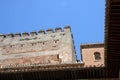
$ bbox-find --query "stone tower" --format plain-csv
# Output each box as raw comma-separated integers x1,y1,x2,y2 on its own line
0,26,76,67
81,43,104,67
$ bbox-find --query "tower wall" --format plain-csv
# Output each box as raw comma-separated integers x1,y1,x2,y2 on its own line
81,43,104,67
0,26,76,67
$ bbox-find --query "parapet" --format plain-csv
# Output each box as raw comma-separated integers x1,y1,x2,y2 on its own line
38,30,45,35
30,31,37,36
46,28,54,34
6,33,14,38
22,32,29,37
55,27,62,32
0,26,72,38
64,25,71,32
14,33,21,37
0,34,5,38
81,43,104,49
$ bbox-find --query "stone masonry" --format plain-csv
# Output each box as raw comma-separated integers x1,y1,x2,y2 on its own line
0,26,76,67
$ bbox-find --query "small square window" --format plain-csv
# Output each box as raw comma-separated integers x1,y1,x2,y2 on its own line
94,52,101,61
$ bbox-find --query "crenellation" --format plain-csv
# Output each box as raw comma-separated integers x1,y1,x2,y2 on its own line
22,32,29,37
55,27,62,32
0,26,72,39
46,28,54,34
6,33,14,38
0,34,5,38
30,31,37,36
64,26,71,33
38,30,45,35
14,33,21,37
0,26,76,66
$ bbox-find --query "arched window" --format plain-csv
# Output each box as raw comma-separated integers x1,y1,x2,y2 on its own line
94,52,101,60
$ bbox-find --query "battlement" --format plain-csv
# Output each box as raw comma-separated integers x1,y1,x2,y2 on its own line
0,25,76,66
0,26,71,39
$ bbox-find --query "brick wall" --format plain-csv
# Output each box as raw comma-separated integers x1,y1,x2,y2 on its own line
81,43,104,67
0,54,60,67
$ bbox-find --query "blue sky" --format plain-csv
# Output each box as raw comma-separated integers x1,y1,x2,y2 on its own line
0,0,105,60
